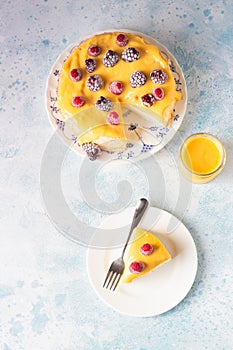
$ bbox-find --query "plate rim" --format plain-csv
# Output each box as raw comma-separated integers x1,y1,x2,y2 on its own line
45,29,187,160
86,206,198,317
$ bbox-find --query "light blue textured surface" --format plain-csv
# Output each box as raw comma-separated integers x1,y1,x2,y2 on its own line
1,0,233,349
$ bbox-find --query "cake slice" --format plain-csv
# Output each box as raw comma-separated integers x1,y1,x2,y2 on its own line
122,227,171,283
76,102,126,152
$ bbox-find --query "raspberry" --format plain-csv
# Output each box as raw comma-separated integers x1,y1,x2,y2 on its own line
70,68,82,82
95,96,113,112
141,93,155,107
109,80,123,95
130,71,147,88
82,142,101,161
122,47,140,62
153,87,164,100
86,74,103,91
88,45,101,56
140,243,153,256
103,50,119,67
85,58,96,73
150,69,168,84
116,33,128,47
107,111,120,125
129,261,145,274
72,96,85,107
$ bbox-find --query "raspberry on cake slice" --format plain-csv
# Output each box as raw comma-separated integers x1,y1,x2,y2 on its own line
122,227,171,283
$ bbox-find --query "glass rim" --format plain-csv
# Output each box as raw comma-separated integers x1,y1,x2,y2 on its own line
179,132,226,177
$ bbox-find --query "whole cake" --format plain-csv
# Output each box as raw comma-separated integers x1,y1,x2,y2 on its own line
122,227,171,283
57,32,182,159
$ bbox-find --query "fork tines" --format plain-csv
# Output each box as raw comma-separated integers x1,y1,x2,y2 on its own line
103,271,122,291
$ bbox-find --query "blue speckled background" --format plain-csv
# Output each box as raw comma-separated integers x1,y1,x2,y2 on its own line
1,0,233,349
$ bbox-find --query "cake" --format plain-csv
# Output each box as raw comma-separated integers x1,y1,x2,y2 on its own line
57,32,182,159
122,227,171,283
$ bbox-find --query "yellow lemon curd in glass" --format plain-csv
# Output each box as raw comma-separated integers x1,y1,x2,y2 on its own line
180,133,226,183
57,32,182,145
122,227,171,283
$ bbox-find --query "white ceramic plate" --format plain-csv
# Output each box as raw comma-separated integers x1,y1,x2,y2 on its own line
87,206,197,317
45,30,187,161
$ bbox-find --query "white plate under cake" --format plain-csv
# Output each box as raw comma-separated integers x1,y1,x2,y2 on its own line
87,206,197,317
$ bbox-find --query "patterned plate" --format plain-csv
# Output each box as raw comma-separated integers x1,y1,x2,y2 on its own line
45,30,187,161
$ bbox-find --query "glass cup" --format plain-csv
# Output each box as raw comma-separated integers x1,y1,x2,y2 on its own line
178,133,226,184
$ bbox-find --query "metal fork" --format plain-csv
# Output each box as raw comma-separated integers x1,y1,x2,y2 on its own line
103,198,149,291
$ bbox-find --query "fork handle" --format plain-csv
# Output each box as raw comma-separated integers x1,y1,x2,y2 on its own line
121,198,149,259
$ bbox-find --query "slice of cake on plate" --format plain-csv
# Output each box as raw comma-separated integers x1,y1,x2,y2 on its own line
122,227,171,283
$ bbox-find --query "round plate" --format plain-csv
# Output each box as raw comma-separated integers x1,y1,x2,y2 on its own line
87,206,197,317
45,30,187,161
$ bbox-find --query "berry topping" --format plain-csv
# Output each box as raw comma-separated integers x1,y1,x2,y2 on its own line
129,261,145,274
88,45,101,56
150,69,168,84
86,74,103,91
95,96,113,112
70,68,82,82
109,80,123,95
72,96,85,108
141,93,155,107
85,58,97,73
122,47,140,62
130,71,147,88
153,87,165,100
140,243,153,256
82,142,101,161
107,111,120,125
103,50,119,67
116,33,129,47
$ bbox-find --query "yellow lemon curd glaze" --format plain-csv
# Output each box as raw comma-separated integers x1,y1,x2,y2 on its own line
57,32,182,137
122,227,171,283
182,136,222,174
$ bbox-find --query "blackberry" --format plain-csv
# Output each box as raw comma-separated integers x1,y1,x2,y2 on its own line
122,47,140,62
103,50,119,67
82,142,101,161
95,96,113,112
150,69,168,84
141,93,155,107
85,58,96,73
130,71,147,88
86,74,103,91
